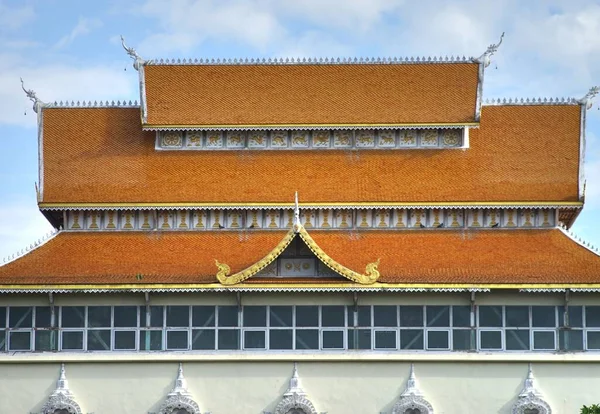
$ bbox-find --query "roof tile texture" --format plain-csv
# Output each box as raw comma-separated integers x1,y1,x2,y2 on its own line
0,230,599,285
41,105,581,204
143,64,479,126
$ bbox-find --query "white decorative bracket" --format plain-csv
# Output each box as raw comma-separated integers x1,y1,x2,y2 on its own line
474,32,505,68
21,77,45,114
294,192,301,233
577,86,599,110
274,363,317,414
120,35,146,71
512,364,552,414
40,363,83,414
158,363,201,414
391,364,434,414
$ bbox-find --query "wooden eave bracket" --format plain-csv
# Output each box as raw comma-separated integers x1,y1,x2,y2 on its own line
214,224,380,285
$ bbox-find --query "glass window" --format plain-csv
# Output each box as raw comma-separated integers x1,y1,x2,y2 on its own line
191,329,215,350
0,307,6,328
114,331,136,350
453,329,474,350
532,306,556,327
88,306,111,328
243,306,266,327
559,330,584,351
244,331,265,349
374,306,397,327
35,307,52,328
374,331,396,349
427,306,449,327
506,330,530,350
348,329,371,350
586,306,600,327
192,306,216,327
427,331,449,349
357,306,371,327
139,330,162,351
533,331,555,350
322,306,345,327
114,306,138,328
479,306,502,327
0,331,5,351
166,306,189,327
559,306,583,327
296,306,318,327
35,331,57,351
167,330,188,350
9,331,30,350
401,329,424,350
270,306,292,327
218,306,239,327
9,307,33,328
480,330,502,349
505,306,529,327
87,330,111,351
61,307,85,328
61,331,83,350
322,331,344,349
217,330,239,350
400,306,423,327
150,306,164,328
587,332,600,350
295,329,318,349
269,329,293,350
452,306,471,327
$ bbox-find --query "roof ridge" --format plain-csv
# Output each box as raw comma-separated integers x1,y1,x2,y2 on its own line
484,97,578,106
558,224,600,257
1,228,61,267
45,100,139,109
145,55,475,65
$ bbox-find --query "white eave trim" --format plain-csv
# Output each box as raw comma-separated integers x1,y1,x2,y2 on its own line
0,230,60,267
559,225,600,257
143,124,471,132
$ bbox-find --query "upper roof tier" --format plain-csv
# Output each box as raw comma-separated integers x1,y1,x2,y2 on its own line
141,62,481,128
39,104,581,205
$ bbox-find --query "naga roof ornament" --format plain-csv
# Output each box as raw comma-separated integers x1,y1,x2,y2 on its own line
120,35,146,71
577,86,600,110
474,32,505,68
20,77,45,113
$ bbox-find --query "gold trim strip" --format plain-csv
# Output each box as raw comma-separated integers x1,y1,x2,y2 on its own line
143,122,480,129
38,201,584,209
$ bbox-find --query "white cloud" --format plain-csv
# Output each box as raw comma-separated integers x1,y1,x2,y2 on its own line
54,17,103,49
0,1,35,31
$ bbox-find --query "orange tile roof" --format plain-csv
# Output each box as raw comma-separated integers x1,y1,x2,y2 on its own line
0,229,599,286
41,105,581,204
142,64,479,126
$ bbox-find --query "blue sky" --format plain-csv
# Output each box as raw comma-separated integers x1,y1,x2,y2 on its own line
0,0,599,260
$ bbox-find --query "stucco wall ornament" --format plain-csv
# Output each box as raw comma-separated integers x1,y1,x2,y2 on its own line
120,35,146,71
158,363,201,414
473,32,505,68
391,364,434,414
40,364,83,414
20,77,45,114
578,86,600,110
274,363,317,414
512,364,551,414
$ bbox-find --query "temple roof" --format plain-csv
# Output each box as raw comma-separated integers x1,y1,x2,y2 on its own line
1,229,599,288
141,63,480,128
40,104,581,205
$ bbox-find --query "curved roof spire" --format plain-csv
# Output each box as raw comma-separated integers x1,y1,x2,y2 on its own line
120,35,146,71
20,77,45,113
474,32,505,68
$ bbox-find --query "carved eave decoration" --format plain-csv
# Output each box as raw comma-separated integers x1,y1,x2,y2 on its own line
274,363,317,414
392,364,434,414
158,363,201,414
41,364,83,414
215,224,380,285
512,365,552,414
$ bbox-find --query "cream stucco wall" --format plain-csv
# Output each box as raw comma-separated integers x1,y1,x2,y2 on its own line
2,360,598,413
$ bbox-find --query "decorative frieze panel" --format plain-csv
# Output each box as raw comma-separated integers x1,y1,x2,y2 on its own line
65,208,557,231
156,128,465,150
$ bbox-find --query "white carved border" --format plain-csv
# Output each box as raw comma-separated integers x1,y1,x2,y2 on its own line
391,364,434,414
512,364,552,414
40,364,83,414
158,363,201,414
274,363,318,414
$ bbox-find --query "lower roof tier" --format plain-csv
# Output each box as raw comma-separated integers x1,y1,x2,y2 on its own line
0,229,599,287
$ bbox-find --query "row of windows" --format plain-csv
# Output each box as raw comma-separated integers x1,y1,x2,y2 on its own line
0,305,598,352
